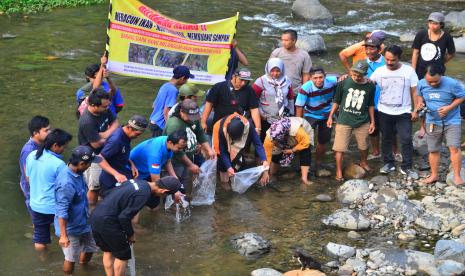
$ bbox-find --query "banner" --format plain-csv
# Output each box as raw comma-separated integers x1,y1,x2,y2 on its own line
106,0,238,84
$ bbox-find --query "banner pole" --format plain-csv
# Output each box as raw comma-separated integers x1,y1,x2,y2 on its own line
105,0,113,58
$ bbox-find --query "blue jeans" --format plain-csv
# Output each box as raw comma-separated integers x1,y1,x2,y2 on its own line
378,112,413,170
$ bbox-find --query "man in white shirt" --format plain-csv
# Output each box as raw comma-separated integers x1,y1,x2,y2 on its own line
370,45,419,179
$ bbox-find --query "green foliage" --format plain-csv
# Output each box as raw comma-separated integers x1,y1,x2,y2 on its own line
0,0,107,14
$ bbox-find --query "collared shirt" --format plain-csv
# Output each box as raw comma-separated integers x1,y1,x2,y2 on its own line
99,127,132,191
296,76,338,120
129,136,173,180
26,149,66,214
417,76,465,126
19,138,39,199
54,166,91,236
366,55,386,109
149,82,178,129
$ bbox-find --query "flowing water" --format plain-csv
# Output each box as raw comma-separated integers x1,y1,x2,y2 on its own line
1,0,465,274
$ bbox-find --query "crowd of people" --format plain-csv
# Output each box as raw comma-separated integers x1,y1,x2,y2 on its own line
18,11,465,276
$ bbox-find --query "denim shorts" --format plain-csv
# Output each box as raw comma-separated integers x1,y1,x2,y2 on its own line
31,210,54,244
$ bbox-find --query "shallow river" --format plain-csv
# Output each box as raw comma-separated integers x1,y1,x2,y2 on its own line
0,0,464,274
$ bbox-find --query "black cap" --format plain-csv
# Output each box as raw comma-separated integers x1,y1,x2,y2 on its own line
227,117,245,140
71,145,102,163
157,176,182,195
127,115,148,131
180,99,201,121
364,37,382,47
173,65,194,79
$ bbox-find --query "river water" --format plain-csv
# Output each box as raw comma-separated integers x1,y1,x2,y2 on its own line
1,0,464,275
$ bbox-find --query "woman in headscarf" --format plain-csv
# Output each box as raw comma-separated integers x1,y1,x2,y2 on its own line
263,117,314,185
253,58,293,141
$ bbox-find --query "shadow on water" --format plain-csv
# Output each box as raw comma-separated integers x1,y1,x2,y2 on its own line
1,0,465,274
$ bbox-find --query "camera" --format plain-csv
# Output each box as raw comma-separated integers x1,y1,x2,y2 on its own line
416,106,428,117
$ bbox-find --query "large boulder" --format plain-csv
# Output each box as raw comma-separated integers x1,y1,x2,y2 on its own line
337,179,370,204
321,208,370,230
291,0,333,25
454,36,465,54
251,268,283,276
324,242,355,260
436,260,465,275
296,35,326,54
434,240,465,263
343,163,367,180
445,10,465,29
368,249,439,275
230,233,271,259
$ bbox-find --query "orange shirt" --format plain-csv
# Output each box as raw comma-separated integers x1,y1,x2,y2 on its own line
263,127,310,163
340,41,386,66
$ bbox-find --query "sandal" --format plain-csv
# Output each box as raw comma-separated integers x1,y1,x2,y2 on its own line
335,176,346,182
357,163,372,173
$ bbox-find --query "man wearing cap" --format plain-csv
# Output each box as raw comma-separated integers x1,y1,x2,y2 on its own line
339,30,386,74
296,67,337,172
327,60,376,181
270,29,312,98
90,177,182,276
212,113,269,185
412,12,455,80
167,83,205,118
78,88,120,205
370,45,419,178
55,146,100,275
149,65,194,137
164,99,216,188
201,67,261,135
76,55,124,118
98,115,148,195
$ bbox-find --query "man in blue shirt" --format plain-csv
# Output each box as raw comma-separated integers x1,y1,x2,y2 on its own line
149,66,194,137
55,146,101,275
19,116,50,215
130,130,187,183
295,67,337,171
99,115,148,195
26,129,72,251
417,64,465,185
76,55,124,117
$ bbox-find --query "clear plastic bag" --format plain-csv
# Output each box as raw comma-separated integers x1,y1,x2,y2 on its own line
191,159,217,206
231,166,265,194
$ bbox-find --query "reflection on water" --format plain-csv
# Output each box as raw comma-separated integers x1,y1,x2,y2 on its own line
1,0,465,274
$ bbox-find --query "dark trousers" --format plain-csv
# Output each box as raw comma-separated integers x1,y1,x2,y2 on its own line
271,145,312,167
150,123,163,137
378,112,413,170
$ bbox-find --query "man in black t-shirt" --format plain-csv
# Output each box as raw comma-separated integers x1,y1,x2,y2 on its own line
411,12,455,80
201,67,261,135
78,89,119,205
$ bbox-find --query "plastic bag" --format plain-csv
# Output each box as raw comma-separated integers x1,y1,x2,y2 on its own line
127,245,136,276
231,166,265,194
191,159,217,206
164,195,191,223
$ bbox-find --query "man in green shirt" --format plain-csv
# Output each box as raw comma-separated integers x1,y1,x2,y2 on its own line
327,60,376,181
164,99,216,190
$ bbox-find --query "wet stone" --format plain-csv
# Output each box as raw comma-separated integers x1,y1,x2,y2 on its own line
231,232,271,260
251,268,283,276
314,194,332,202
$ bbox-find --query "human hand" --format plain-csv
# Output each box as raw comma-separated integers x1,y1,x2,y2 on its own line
368,123,375,134
282,149,293,155
59,235,70,248
201,121,208,133
174,191,185,203
131,165,139,179
259,171,270,186
231,39,238,47
189,164,201,174
326,118,333,128
338,74,348,82
438,105,451,118
227,167,235,177
207,149,217,160
128,234,136,244
411,111,418,122
100,54,108,65
114,173,128,183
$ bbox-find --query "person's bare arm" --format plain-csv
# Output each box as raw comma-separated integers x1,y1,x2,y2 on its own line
165,160,177,177
201,102,213,132
410,86,418,121
163,107,171,124
100,119,120,139
295,106,304,117
411,49,419,70
302,72,310,85
235,47,248,66
338,51,351,74
326,103,339,128
444,53,455,64
98,155,128,183
150,173,161,183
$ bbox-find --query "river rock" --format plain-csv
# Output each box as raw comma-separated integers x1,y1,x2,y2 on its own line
230,232,271,259
316,168,331,177
368,249,439,275
374,187,398,204
399,33,415,42
452,224,465,237
398,229,416,241
454,36,465,54
415,214,441,231
337,264,353,275
324,242,355,260
283,269,326,276
413,131,428,156
315,194,332,202
296,35,326,54
342,163,367,180
347,231,362,240
436,260,465,275
434,239,465,263
446,168,465,186
445,10,465,29
336,179,369,204
322,208,370,230
369,175,388,186
251,268,283,276
291,0,333,25
346,257,367,272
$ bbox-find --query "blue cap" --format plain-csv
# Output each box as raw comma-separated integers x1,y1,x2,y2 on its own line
173,65,194,79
